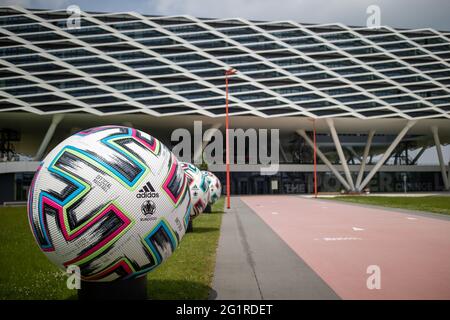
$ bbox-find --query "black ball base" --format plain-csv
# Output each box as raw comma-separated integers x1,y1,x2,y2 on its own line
204,204,212,213
187,220,193,233
78,275,147,300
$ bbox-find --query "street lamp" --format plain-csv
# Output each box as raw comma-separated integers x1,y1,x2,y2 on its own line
308,118,318,198
225,68,236,209
313,119,317,198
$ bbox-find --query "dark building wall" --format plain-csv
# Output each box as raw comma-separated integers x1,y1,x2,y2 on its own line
215,171,446,195
0,170,444,203
0,173,15,204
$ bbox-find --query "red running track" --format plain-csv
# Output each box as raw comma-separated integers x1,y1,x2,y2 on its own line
241,196,450,300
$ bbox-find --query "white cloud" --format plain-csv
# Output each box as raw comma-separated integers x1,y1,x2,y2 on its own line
146,0,450,30
2,0,449,30
0,0,69,9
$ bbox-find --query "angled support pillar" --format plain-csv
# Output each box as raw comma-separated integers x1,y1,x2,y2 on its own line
358,120,416,191
431,126,449,190
346,147,361,164
411,146,427,165
326,118,355,191
34,114,64,161
279,142,289,163
355,130,375,189
296,129,351,191
448,161,450,188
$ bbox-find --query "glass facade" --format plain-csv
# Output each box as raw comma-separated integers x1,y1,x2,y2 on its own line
0,7,449,198
217,171,447,194
14,172,33,201
0,7,449,119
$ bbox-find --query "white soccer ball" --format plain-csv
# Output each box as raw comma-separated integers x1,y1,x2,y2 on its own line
27,126,191,282
180,162,210,218
202,171,222,204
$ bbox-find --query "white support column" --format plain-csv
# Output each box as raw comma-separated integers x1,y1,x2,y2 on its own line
296,129,352,191
193,123,222,165
346,147,361,164
279,142,289,163
34,114,64,161
326,118,355,191
358,120,416,191
431,126,449,190
448,160,450,187
356,130,375,189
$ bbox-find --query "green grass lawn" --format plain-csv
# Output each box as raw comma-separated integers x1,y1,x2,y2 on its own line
332,196,450,216
0,197,224,300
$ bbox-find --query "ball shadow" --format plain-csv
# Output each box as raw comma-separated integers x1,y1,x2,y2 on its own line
190,226,220,234
147,279,216,300
68,280,217,300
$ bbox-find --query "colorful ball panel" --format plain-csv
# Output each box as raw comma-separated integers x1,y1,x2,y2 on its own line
27,126,191,282
180,162,210,218
202,171,222,204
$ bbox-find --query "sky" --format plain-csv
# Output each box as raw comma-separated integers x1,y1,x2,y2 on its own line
1,0,449,163
1,0,450,31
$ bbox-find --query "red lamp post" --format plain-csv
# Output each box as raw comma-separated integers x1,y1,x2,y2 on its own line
313,119,317,198
225,68,236,209
308,118,318,198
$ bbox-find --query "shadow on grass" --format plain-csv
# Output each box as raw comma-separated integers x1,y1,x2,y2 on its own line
203,211,223,215
147,279,216,300
191,226,220,234
64,281,217,300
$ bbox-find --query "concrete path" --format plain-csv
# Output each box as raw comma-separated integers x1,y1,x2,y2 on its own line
241,195,450,300
210,197,339,300
302,192,450,198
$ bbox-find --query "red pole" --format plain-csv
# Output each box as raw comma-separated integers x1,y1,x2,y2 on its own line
225,74,231,209
225,68,236,209
313,119,317,198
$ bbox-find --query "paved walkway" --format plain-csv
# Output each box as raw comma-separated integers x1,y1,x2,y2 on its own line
236,195,450,300
210,197,339,300
303,192,450,198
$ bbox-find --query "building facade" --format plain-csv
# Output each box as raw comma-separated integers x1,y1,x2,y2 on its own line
1,6,450,203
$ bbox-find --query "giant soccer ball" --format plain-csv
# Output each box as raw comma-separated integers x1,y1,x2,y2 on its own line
27,126,191,282
202,171,222,204
180,162,210,218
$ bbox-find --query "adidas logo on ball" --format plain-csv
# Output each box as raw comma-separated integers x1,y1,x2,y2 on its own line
136,181,160,198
